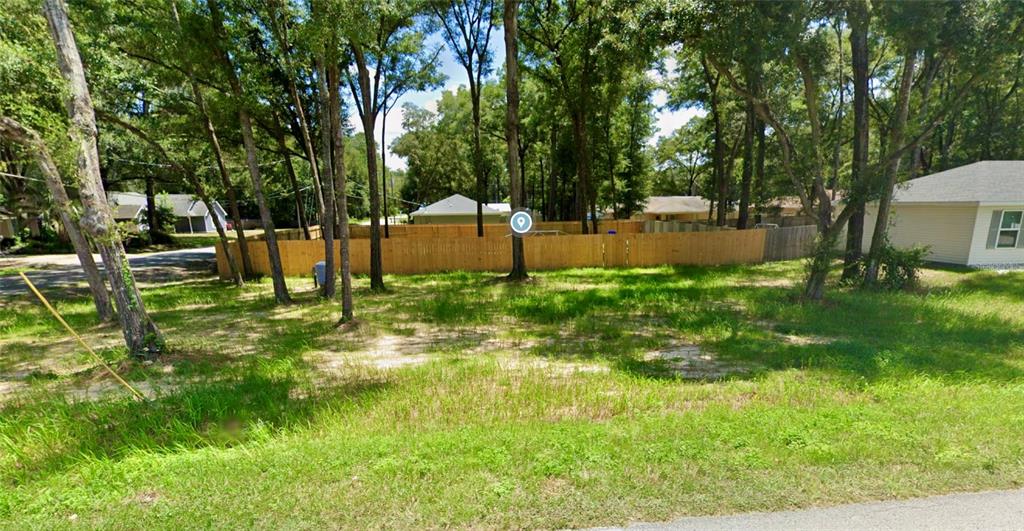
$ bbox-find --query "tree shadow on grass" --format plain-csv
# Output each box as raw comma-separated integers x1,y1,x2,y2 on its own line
706,284,1024,383
482,264,1024,384
0,373,389,486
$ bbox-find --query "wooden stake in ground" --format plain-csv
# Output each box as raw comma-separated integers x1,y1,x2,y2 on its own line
20,272,146,401
43,0,163,357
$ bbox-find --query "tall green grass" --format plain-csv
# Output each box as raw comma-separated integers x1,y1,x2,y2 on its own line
1,263,1023,527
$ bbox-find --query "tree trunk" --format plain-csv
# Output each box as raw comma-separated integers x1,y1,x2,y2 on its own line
184,168,241,288
471,73,486,238
0,117,114,320
316,57,336,298
569,110,592,234
864,51,917,286
381,103,390,239
843,0,871,281
702,57,726,227
546,124,558,221
505,0,527,280
737,101,754,229
171,0,252,278
286,76,325,223
328,59,354,321
207,0,290,303
43,0,163,357
804,209,855,301
351,44,385,291
273,112,310,239
196,91,253,278
754,116,766,223
145,173,158,238
95,109,245,287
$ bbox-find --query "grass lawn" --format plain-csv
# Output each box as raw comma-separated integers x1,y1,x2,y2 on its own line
1,262,1023,528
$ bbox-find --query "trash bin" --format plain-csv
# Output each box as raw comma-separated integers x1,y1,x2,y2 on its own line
313,261,327,288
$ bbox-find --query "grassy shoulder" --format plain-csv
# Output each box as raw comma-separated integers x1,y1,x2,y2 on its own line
1,263,1023,527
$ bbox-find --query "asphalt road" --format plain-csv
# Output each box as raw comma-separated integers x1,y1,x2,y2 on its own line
596,489,1024,531
0,247,216,297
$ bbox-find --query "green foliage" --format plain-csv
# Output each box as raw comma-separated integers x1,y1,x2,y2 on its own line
868,243,930,291
151,194,176,236
394,84,507,207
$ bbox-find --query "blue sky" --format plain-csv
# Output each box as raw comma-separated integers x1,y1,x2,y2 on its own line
350,36,701,170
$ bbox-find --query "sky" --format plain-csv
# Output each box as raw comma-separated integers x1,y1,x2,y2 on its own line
349,36,702,171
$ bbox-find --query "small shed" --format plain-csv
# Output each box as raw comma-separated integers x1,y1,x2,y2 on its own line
862,160,1024,267
409,194,509,225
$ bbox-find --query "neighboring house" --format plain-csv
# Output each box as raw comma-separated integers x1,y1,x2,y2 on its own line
108,191,228,234
0,207,17,239
861,160,1024,267
111,203,146,233
636,196,718,221
409,194,510,225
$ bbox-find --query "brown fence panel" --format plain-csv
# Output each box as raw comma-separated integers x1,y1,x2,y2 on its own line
763,225,818,262
344,220,643,239
218,228,776,279
629,230,766,267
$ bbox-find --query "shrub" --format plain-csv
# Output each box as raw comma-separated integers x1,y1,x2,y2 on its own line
870,244,929,291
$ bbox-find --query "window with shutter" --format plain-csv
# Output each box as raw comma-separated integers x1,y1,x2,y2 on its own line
997,210,1022,248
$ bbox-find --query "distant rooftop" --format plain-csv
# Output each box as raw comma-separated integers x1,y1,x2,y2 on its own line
108,192,221,217
894,161,1024,204
411,194,505,216
642,196,711,215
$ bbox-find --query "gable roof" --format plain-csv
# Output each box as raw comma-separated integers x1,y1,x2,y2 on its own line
894,161,1024,204
111,203,144,220
108,192,222,218
411,194,502,217
642,196,712,215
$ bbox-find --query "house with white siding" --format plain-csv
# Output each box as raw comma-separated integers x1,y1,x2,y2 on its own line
862,161,1024,267
109,192,228,234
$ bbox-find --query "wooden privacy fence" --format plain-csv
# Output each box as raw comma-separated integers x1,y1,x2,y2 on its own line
248,226,322,241
643,220,732,233
218,226,819,278
347,219,644,239
763,224,818,261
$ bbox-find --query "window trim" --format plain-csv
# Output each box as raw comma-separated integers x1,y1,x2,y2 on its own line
996,210,1023,249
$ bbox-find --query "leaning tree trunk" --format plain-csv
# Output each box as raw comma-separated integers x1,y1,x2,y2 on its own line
316,57,336,298
864,51,917,286
43,0,162,357
0,117,113,321
189,79,253,276
95,110,245,287
287,76,325,222
207,0,289,303
273,111,310,239
171,1,253,278
505,0,527,280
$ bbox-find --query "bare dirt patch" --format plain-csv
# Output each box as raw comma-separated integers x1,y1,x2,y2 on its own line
643,342,753,380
